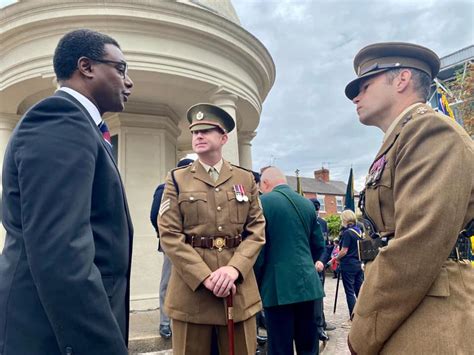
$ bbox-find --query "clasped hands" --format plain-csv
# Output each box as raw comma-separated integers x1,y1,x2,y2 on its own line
203,266,239,298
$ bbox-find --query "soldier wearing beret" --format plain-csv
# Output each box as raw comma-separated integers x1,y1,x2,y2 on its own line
345,42,474,354
158,103,266,354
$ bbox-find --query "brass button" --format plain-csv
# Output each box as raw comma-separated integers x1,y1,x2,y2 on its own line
218,226,223,231
215,188,220,192
189,196,195,201
217,206,222,211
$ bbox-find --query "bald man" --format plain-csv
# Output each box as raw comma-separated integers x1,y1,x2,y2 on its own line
254,167,325,355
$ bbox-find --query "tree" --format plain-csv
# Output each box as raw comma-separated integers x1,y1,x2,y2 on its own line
448,62,474,136
325,214,341,237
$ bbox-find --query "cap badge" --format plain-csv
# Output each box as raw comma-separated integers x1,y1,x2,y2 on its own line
196,112,204,120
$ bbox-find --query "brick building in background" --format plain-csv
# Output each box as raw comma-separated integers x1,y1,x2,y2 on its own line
287,168,359,218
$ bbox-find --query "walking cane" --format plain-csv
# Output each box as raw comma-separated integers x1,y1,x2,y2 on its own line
226,294,235,355
333,270,341,314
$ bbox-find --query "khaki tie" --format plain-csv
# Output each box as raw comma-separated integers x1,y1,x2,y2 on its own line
209,167,219,182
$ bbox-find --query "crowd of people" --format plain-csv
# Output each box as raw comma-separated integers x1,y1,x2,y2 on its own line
0,27,472,355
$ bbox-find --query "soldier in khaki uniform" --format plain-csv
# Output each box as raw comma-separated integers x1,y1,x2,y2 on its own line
158,103,266,354
344,42,474,354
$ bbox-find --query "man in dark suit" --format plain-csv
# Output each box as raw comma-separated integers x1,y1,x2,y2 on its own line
310,199,336,342
0,29,134,355
254,166,325,355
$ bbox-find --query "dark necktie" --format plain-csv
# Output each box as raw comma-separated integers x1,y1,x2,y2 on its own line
99,120,112,146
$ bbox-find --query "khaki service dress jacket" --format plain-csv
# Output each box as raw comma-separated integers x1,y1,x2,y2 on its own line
158,160,266,325
349,103,474,354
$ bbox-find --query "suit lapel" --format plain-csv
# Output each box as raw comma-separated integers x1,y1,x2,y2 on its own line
216,161,233,187
54,90,133,238
370,105,417,170
192,161,215,187
54,91,116,163
191,160,233,187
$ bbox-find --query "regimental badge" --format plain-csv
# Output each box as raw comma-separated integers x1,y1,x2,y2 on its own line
416,106,428,115
366,155,387,186
196,111,204,120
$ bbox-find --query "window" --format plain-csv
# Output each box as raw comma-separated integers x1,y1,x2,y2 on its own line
336,196,344,213
317,195,325,212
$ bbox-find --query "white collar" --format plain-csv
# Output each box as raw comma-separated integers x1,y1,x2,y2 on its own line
58,87,102,126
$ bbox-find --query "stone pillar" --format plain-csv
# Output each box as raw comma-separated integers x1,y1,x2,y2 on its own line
211,92,239,165
0,113,19,250
238,131,256,170
106,103,181,310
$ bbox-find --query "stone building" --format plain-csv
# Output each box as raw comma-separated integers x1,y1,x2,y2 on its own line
0,0,275,309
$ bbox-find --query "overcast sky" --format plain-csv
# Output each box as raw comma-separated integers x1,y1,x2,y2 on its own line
1,0,472,189
232,0,473,189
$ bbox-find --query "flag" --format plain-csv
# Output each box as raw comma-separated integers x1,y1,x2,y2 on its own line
344,168,355,211
436,88,455,120
295,169,304,196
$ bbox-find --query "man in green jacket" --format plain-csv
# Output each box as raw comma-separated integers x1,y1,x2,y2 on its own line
254,166,325,355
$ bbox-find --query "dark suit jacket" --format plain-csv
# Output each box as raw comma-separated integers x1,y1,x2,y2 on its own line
254,184,325,307
150,183,165,233
317,217,332,264
0,91,133,355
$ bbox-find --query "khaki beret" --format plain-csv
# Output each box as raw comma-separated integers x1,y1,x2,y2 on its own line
345,42,440,100
187,103,235,133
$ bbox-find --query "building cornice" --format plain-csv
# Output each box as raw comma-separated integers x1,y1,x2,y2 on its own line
1,0,275,103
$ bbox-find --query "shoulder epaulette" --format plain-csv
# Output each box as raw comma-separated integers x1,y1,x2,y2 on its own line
170,165,190,173
170,164,190,196
230,164,253,173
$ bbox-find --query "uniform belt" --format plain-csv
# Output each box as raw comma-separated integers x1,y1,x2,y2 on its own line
358,231,472,263
185,235,242,251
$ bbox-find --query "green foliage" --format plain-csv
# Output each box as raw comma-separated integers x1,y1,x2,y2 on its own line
447,63,473,136
325,214,341,237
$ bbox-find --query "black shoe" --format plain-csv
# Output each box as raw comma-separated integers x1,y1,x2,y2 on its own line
325,322,336,331
159,324,172,339
256,334,267,345
318,330,329,342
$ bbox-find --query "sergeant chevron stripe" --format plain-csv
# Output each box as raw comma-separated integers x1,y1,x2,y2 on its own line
159,198,171,216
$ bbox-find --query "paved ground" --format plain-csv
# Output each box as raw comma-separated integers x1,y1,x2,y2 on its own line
319,274,351,355
129,272,352,354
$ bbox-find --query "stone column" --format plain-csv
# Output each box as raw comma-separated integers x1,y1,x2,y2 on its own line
238,131,256,170
106,103,181,310
0,113,19,249
211,92,239,165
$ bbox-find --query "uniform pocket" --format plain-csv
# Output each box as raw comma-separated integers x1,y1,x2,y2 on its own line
367,165,393,228
227,191,249,224
178,192,208,226
426,267,450,297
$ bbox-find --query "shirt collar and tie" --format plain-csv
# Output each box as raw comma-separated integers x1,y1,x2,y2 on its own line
199,159,223,182
58,87,112,146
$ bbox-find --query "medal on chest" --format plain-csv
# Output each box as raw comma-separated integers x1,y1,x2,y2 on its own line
233,184,248,202
366,155,387,186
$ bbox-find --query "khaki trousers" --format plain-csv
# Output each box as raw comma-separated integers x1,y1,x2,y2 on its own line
172,316,256,355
